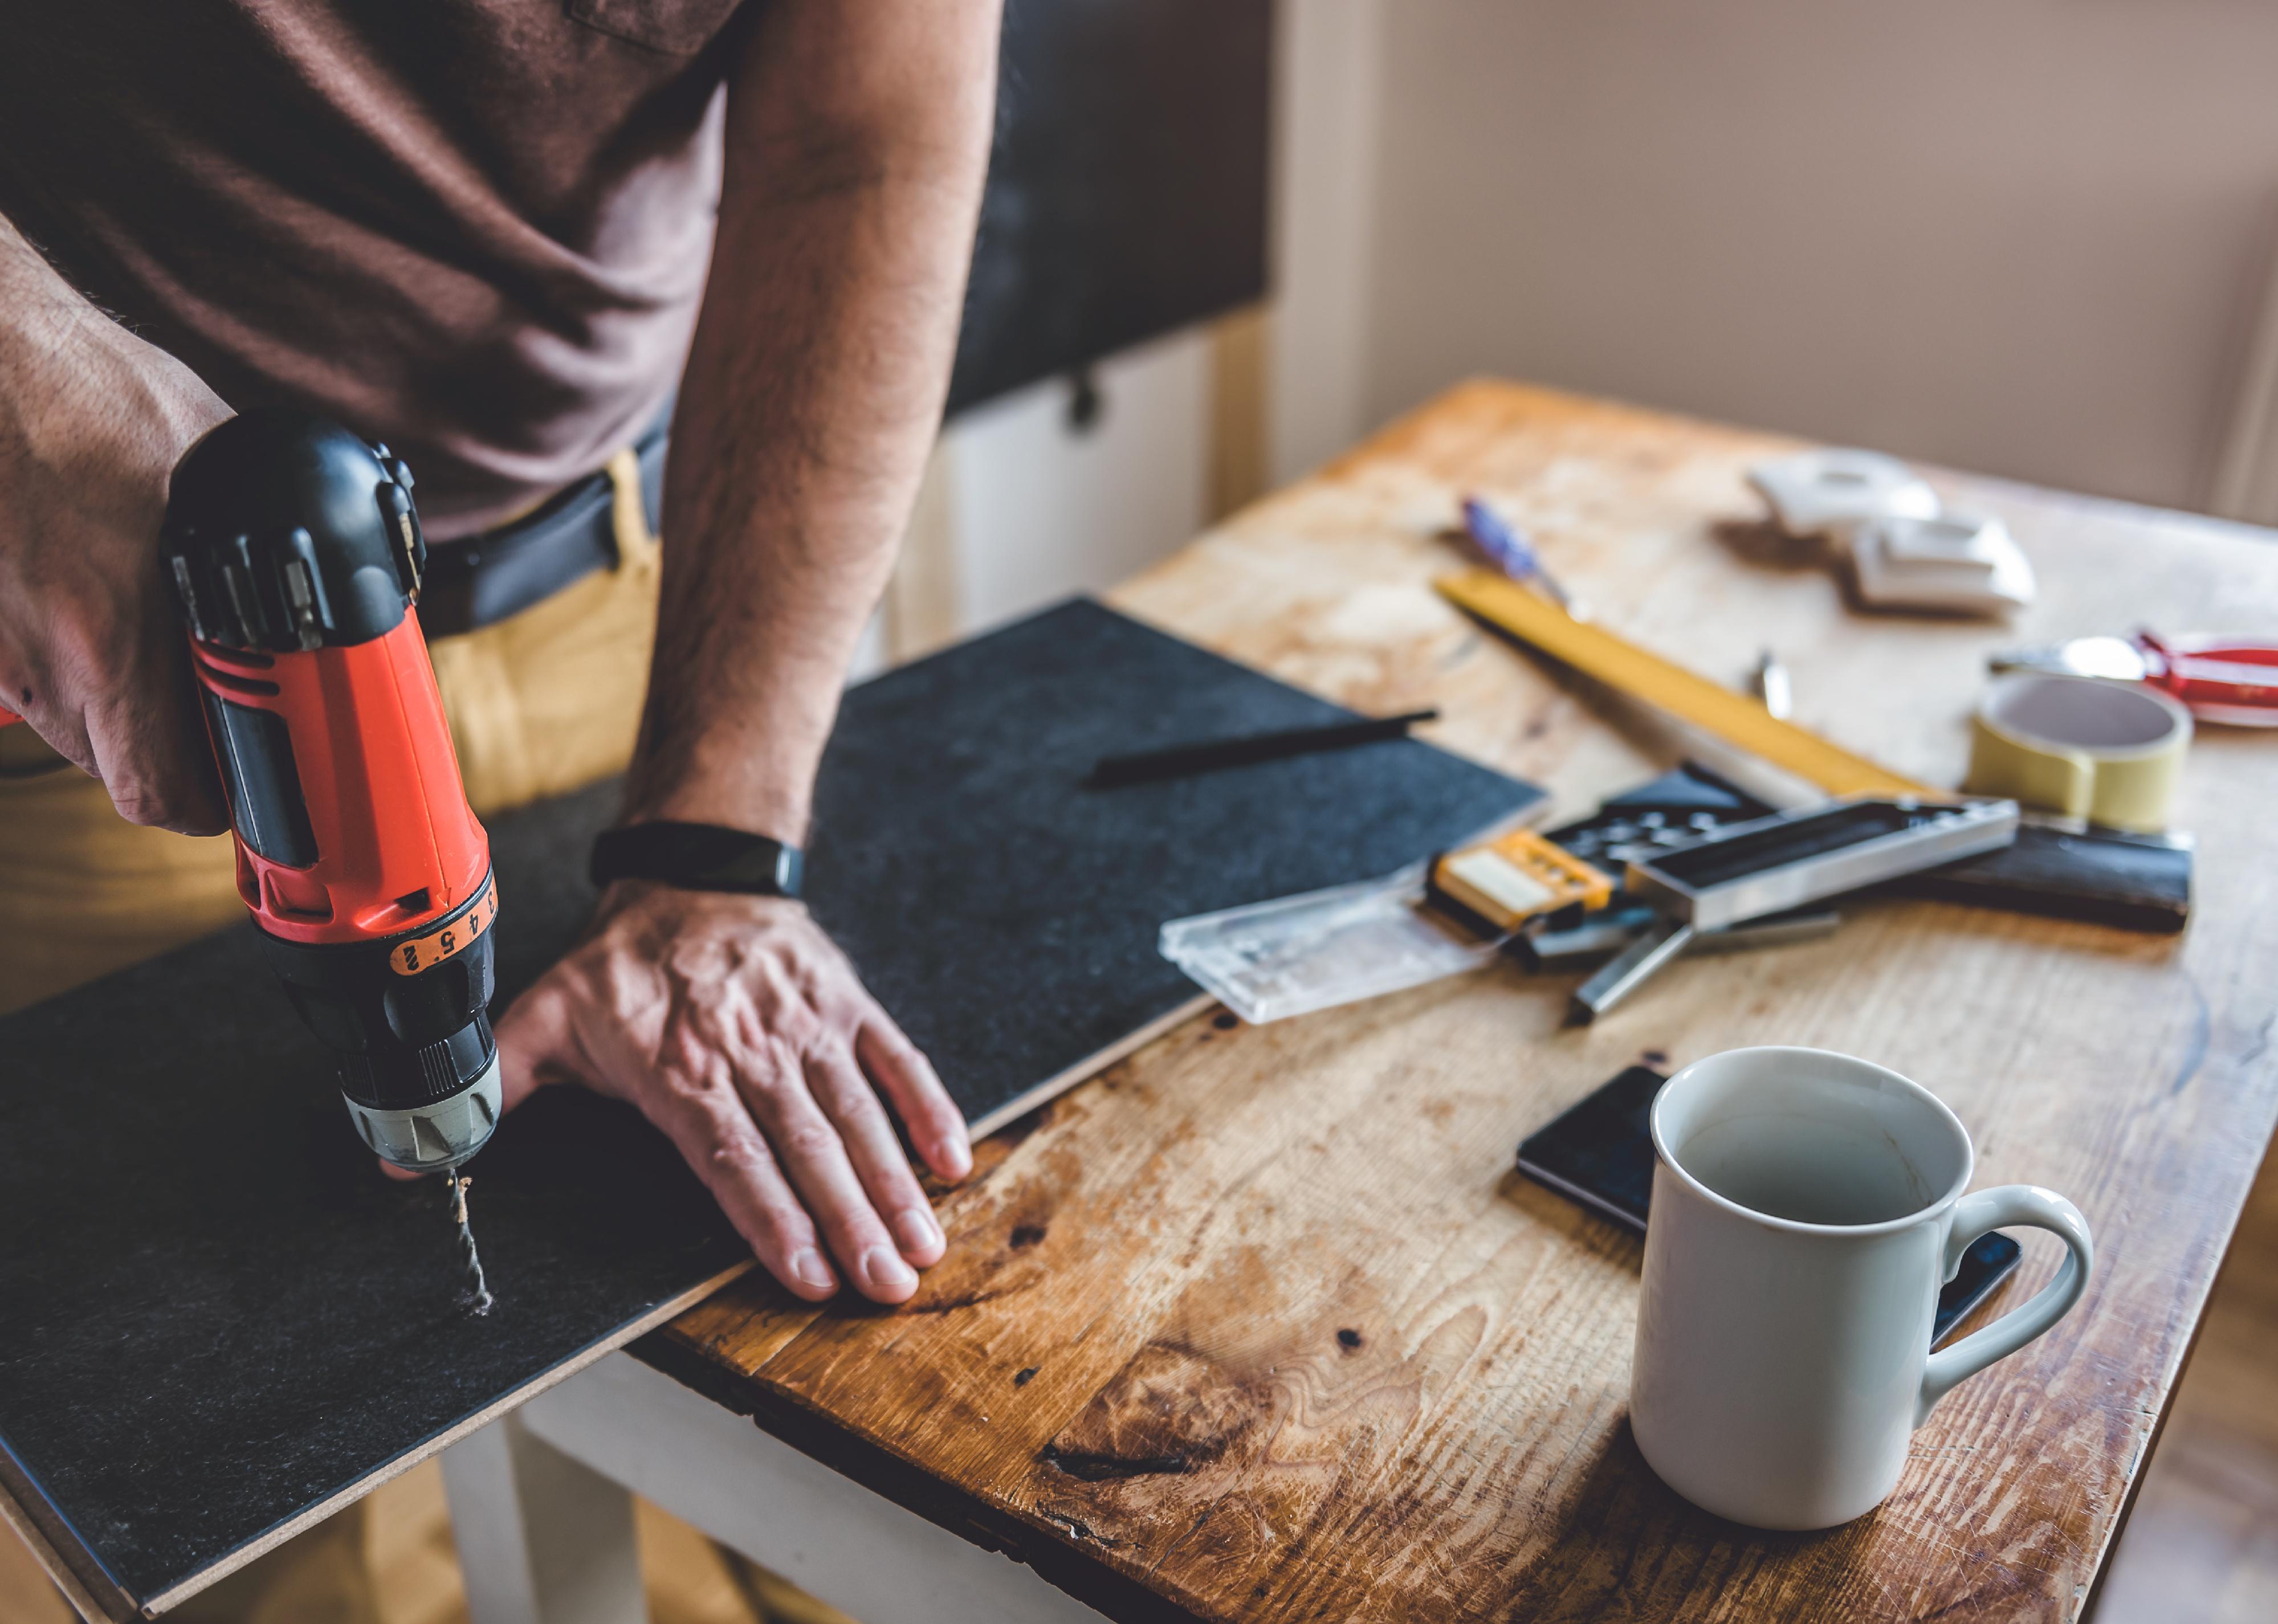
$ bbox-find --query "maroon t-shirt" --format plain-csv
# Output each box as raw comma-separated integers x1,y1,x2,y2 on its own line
0,1,748,537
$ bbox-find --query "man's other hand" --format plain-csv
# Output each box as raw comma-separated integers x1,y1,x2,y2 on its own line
0,217,232,832
491,883,973,1304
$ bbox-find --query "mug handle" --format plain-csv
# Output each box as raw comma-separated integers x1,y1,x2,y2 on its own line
1916,1185,2093,1425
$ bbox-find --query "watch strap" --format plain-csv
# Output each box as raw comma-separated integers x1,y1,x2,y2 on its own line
589,822,804,898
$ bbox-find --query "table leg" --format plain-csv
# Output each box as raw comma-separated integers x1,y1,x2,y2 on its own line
519,1352,1110,1624
440,1410,649,1624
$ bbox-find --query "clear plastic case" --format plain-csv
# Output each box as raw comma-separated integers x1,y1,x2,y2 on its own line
1158,863,1499,1024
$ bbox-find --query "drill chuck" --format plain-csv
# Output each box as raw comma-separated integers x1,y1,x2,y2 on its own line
255,872,504,1171
162,411,502,1173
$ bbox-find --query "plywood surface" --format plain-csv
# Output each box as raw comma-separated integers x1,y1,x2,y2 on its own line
653,381,2278,1623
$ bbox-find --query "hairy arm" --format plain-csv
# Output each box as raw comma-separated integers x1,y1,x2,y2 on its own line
631,0,1001,835
495,0,1003,1305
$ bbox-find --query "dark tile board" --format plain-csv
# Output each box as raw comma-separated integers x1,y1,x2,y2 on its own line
0,775,747,1621
804,599,1539,1131
0,598,1538,1615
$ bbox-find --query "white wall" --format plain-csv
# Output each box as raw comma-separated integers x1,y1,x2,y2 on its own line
947,329,1213,635
1358,0,2278,512
882,0,2278,660
1269,0,1385,484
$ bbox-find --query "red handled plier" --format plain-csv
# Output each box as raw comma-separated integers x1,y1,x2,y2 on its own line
1992,631,2278,726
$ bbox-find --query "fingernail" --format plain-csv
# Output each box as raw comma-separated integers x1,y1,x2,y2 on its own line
894,1207,942,1254
939,1138,974,1179
789,1248,834,1292
862,1245,919,1293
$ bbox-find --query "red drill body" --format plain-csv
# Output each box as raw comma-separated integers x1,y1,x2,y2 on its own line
162,411,504,1173
188,615,488,949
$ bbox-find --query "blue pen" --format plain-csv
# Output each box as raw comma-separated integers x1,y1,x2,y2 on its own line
1462,496,1581,616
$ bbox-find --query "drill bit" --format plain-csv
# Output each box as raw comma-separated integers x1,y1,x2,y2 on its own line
445,1170,494,1316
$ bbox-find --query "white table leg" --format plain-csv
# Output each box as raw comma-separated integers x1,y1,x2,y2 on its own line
440,1410,649,1624
519,1352,1110,1624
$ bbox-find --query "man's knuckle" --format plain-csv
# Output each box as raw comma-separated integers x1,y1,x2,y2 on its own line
761,1023,809,1065
47,607,119,673
827,1214,891,1255
778,1119,840,1162
822,1070,885,1121
754,1002,821,1052
651,1057,719,1105
751,1031,820,1091
108,779,178,828
872,1026,919,1063
760,1199,817,1244
654,1076,745,1145
707,1137,776,1184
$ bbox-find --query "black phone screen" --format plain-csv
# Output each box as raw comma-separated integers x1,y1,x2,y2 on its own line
1517,1064,2023,1347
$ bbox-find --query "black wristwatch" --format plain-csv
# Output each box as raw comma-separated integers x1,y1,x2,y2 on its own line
588,822,804,898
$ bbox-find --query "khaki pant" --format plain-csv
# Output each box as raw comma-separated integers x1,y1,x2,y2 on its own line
0,457,846,1624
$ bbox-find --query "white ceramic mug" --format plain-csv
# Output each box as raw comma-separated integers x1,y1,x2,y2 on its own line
1629,1047,2093,1530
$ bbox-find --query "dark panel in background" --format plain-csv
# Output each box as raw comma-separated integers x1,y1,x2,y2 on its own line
946,0,1274,417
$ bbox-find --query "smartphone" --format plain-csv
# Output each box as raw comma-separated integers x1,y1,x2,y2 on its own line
1517,1064,2022,1347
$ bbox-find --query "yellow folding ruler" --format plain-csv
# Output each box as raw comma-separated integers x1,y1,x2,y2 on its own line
1435,569,1940,799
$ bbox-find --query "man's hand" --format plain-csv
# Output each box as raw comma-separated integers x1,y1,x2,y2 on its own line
494,883,973,1304
0,215,231,831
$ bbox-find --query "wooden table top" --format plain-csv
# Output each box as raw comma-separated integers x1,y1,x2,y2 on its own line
651,381,2278,1623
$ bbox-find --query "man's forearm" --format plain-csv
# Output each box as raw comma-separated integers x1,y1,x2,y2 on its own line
627,0,1002,838
1,212,80,358
0,211,113,347
1,214,153,471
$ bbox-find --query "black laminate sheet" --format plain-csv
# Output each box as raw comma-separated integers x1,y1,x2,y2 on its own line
0,598,1537,1610
805,601,1537,1126
0,775,744,1615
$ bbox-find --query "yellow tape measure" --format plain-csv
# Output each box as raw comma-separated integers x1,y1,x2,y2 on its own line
1435,569,1939,799
1432,829,1613,934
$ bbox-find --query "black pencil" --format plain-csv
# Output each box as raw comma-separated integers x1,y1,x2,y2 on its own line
1088,709,1440,787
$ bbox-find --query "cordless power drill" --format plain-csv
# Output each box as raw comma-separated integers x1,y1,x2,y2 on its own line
158,412,510,1175
161,411,503,1174
0,412,503,1174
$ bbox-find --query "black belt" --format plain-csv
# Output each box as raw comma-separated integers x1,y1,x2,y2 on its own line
418,409,670,636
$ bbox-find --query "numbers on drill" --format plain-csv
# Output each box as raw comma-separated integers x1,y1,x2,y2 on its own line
386,878,497,976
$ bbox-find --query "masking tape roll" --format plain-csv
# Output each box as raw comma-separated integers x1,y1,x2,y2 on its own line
1964,674,2190,833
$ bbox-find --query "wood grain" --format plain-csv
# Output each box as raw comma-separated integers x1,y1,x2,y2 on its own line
658,380,2278,1623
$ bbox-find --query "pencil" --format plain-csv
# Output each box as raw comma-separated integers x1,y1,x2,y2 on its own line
1088,709,1441,788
